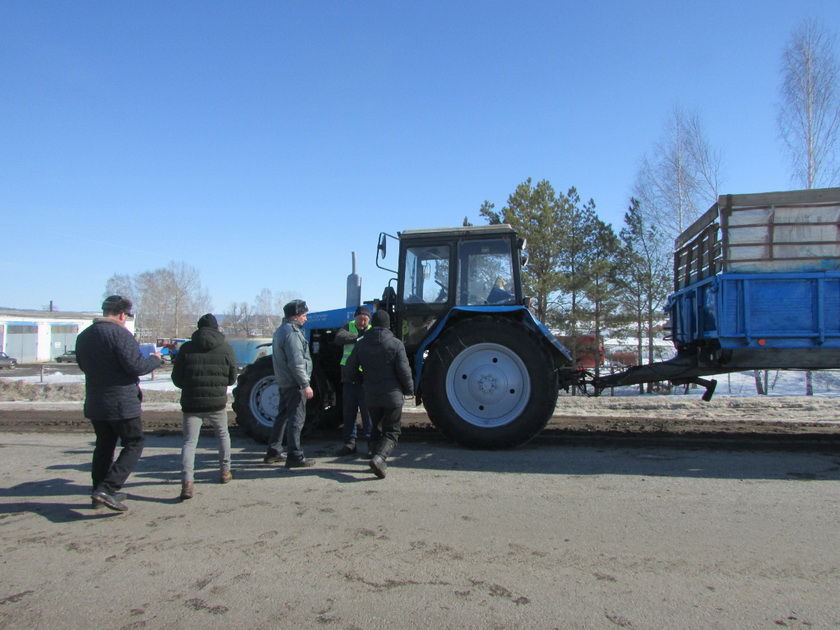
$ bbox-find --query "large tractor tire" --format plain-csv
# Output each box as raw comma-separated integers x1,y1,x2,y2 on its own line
232,356,340,443
422,316,558,449
232,356,277,443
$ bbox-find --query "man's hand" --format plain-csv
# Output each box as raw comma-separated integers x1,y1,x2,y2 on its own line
303,385,314,400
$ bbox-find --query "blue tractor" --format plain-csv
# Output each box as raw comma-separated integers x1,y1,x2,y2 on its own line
232,224,579,449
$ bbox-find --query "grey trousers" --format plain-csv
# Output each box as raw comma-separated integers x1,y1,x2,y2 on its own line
267,386,307,460
181,409,231,482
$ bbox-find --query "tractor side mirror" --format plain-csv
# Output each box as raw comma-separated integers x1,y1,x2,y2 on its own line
517,237,529,269
376,232,399,274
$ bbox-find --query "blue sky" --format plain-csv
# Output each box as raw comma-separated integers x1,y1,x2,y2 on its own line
2,1,839,314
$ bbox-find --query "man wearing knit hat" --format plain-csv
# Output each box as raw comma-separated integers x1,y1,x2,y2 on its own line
345,309,413,478
172,313,238,500
264,299,315,468
333,305,373,457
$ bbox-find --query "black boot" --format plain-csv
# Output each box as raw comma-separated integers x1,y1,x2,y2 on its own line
369,454,387,479
263,449,287,464
334,441,356,456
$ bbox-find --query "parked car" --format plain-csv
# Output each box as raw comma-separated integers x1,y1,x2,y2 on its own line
0,352,18,369
55,350,77,363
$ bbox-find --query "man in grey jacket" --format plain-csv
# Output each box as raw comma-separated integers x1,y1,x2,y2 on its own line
264,299,315,468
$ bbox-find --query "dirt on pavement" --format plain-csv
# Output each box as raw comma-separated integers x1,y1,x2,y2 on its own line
1,379,839,441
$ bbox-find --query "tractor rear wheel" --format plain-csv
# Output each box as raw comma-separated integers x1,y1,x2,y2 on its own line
422,317,557,449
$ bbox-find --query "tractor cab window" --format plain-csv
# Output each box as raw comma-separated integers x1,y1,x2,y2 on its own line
457,238,515,306
402,245,450,304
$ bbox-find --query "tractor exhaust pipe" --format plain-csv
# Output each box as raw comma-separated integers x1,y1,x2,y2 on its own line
346,251,362,308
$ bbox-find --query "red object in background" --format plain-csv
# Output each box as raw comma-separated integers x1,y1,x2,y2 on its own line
556,335,605,368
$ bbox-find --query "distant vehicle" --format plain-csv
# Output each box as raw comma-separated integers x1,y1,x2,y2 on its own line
55,350,77,363
0,352,18,369
155,338,188,362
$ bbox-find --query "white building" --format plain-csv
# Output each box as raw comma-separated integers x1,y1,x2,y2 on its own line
0,308,136,363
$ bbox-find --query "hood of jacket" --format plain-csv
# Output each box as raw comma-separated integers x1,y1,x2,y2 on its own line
190,326,226,352
362,327,394,345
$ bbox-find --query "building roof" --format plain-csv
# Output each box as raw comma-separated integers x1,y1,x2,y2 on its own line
0,308,99,320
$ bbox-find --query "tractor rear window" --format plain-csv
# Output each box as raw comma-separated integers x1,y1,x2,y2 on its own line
457,239,514,305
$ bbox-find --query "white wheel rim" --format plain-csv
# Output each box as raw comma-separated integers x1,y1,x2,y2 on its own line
444,342,530,428
249,375,279,428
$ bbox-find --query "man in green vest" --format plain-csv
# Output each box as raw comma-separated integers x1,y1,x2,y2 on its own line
334,305,373,456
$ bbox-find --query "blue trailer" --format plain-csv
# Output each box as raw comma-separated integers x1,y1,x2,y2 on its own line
596,187,840,396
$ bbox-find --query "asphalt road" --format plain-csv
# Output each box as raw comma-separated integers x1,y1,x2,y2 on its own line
0,431,838,629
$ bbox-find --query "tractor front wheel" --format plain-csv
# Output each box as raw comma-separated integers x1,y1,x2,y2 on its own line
232,357,339,443
232,356,278,443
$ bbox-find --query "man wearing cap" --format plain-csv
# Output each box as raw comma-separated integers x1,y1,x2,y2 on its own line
345,310,413,479
264,299,315,468
172,313,238,501
75,295,163,511
333,305,373,456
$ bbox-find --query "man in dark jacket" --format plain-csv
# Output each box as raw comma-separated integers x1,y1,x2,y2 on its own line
333,305,373,456
346,309,413,479
172,313,238,500
76,295,163,511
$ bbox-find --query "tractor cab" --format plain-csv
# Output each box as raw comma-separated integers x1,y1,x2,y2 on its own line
377,224,528,353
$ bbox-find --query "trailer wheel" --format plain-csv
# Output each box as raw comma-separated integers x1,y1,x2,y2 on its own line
422,317,557,449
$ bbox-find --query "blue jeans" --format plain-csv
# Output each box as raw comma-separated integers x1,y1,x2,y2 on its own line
181,410,231,482
268,386,307,460
342,382,372,444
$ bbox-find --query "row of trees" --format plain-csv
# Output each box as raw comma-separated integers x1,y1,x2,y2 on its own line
477,180,672,376
222,288,297,338
105,262,212,341
104,263,296,341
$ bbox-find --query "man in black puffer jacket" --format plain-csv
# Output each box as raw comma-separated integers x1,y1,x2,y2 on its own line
76,295,163,512
346,309,413,479
172,313,238,500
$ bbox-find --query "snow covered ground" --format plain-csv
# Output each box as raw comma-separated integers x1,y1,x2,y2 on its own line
5,367,839,397
2,367,839,424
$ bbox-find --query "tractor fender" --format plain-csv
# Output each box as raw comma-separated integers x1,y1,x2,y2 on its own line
412,306,573,399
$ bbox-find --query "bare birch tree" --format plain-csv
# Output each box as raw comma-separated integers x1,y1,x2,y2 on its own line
777,21,840,396
634,107,723,242
104,274,135,303
117,262,211,341
778,19,840,188
224,302,256,337
253,289,277,336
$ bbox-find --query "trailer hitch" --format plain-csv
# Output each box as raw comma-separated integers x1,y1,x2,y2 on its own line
580,356,720,402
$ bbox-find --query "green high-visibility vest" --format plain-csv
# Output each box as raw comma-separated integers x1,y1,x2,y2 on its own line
340,320,371,366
